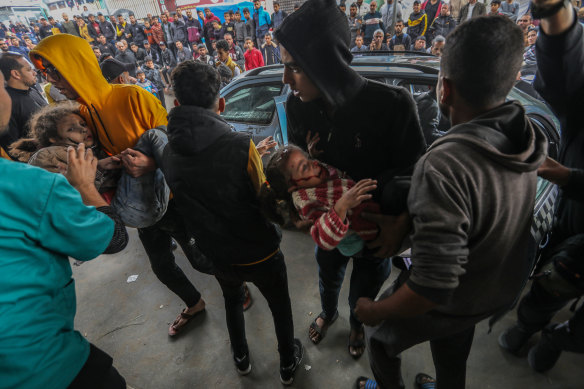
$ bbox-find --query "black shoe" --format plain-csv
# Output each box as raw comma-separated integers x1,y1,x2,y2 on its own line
234,352,252,376
280,338,304,385
498,324,533,355
528,324,563,372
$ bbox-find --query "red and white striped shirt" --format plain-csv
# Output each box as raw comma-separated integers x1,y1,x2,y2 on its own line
292,165,380,251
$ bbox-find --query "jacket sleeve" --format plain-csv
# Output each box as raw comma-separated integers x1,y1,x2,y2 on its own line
406,160,470,304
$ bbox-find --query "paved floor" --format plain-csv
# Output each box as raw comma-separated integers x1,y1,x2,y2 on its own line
72,229,583,389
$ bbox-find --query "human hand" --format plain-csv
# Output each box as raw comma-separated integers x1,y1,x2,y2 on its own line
256,136,277,157
334,179,377,221
120,148,156,177
362,211,412,258
65,143,97,190
98,155,122,170
305,130,323,157
354,297,382,326
538,156,571,186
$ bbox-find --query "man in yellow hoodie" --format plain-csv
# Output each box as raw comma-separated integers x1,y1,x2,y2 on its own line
30,34,214,337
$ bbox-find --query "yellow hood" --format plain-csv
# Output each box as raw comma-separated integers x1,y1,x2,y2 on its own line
30,34,110,107
29,34,168,155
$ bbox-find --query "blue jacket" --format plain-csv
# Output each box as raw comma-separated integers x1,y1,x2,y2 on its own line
254,6,271,34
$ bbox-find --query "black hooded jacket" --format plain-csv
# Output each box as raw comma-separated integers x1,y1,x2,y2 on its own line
162,105,281,266
278,0,426,198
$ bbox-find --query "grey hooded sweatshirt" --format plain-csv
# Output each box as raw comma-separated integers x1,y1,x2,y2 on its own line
407,101,547,319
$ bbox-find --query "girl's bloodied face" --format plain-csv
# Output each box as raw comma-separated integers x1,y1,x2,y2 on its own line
54,113,94,147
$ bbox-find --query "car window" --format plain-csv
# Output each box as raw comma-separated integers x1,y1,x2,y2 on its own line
222,83,283,125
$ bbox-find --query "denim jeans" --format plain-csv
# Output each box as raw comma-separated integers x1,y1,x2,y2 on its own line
138,200,214,308
112,128,170,228
316,246,391,329
214,251,295,367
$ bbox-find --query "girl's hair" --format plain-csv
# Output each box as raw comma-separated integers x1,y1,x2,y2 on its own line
258,144,306,225
28,101,83,147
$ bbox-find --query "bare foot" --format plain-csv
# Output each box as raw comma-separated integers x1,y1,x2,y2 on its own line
349,326,365,358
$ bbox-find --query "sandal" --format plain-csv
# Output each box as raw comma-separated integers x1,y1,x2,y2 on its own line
355,376,378,389
243,283,253,311
414,372,436,389
308,311,339,344
348,325,366,359
168,307,205,336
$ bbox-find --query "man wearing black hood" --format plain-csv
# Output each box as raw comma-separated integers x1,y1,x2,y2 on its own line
354,16,547,389
275,0,426,359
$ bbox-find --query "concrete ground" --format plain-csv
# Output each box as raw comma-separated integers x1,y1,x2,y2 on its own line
73,229,583,389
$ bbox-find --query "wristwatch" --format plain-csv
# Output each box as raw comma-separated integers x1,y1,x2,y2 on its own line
530,0,571,19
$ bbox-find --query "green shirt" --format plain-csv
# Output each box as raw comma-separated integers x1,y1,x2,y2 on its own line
0,159,114,389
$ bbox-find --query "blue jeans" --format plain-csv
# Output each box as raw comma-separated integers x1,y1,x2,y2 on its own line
316,246,391,329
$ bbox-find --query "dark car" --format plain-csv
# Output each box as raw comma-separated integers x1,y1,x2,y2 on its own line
220,52,560,248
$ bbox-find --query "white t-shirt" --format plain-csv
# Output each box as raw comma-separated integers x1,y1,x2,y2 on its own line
467,3,475,20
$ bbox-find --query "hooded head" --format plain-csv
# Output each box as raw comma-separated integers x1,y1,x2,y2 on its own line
275,0,365,109
29,34,111,106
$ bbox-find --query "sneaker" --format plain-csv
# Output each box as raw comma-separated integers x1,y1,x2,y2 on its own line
280,338,304,385
234,353,252,376
498,324,533,355
528,324,563,372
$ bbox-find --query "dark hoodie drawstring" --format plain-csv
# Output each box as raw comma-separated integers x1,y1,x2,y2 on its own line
88,104,114,148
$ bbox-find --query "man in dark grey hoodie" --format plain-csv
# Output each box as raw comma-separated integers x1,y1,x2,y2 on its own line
353,16,547,389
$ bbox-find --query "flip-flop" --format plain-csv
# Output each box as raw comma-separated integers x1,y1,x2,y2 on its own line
348,325,365,359
243,283,253,311
354,376,378,389
308,310,339,344
168,307,205,336
414,372,436,389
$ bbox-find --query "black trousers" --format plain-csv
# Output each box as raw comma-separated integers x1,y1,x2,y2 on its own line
68,344,125,389
138,200,214,308
214,251,296,367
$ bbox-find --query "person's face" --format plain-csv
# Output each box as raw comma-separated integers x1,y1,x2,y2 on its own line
225,35,234,46
441,4,449,15
395,22,403,34
490,3,500,13
340,5,346,13
146,60,154,68
161,14,168,22
517,16,530,29
138,73,146,82
144,42,151,50
285,150,324,189
198,11,205,19
14,57,37,88
265,34,272,44
24,38,32,46
49,19,56,26
244,11,250,19
235,13,241,21
98,15,105,22
374,32,384,43
176,41,183,50
84,6,88,11
370,2,377,12
98,35,106,43
117,42,124,51
130,44,138,52
224,13,231,22
41,19,49,26
93,48,101,57
118,15,124,24
144,20,151,28
355,36,363,47
198,46,206,55
213,21,221,30
254,0,261,9
274,3,280,11
109,16,116,23
281,45,321,103
11,38,19,46
205,10,211,18
55,113,93,147
89,15,95,22
62,13,69,21
77,19,85,27
130,15,136,23
413,3,420,12
527,30,537,45
431,41,444,55
415,39,425,49
350,6,357,16
217,48,229,61
187,11,192,18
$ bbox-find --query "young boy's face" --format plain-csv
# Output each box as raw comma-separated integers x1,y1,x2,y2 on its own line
490,3,500,12
265,34,272,45
56,113,93,147
217,48,229,61
146,60,154,68
224,13,230,22
235,13,241,21
176,41,183,50
144,21,150,28
199,47,207,56
355,36,363,47
244,11,250,19
274,3,280,11
138,73,146,82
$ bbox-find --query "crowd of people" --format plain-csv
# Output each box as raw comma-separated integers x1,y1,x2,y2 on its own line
0,0,583,388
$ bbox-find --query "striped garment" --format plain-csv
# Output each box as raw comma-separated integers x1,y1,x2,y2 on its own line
292,165,380,251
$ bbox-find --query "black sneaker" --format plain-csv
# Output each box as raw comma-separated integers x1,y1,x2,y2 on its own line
498,324,533,355
528,324,563,372
234,353,252,376
280,338,304,385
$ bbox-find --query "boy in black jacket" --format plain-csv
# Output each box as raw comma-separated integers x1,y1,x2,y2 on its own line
162,61,303,385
